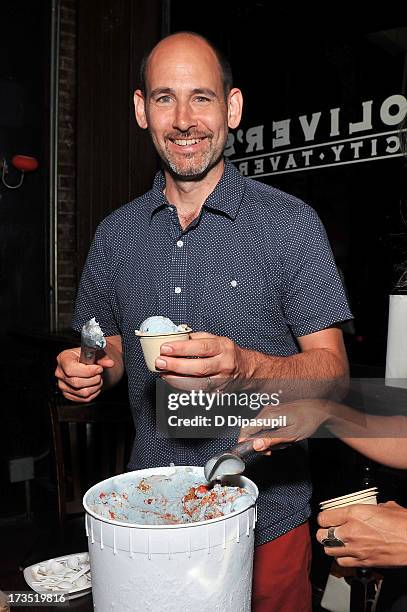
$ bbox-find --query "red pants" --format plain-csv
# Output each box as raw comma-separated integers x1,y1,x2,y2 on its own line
252,522,312,612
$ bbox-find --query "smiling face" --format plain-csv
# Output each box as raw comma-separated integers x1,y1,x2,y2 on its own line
134,34,242,180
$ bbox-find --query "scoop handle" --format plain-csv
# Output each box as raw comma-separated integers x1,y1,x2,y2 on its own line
229,439,257,459
230,430,290,458
79,345,97,365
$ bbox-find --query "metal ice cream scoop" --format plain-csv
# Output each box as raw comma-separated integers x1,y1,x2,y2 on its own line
79,318,106,365
204,440,253,482
204,436,290,482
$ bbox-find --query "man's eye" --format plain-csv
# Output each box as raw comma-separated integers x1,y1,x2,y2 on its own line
156,95,172,103
194,96,210,103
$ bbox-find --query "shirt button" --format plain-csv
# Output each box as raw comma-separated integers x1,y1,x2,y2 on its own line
231,280,238,288
168,206,174,212
174,287,182,294
176,240,184,248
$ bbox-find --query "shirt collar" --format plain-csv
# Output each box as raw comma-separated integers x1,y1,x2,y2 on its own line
148,159,245,221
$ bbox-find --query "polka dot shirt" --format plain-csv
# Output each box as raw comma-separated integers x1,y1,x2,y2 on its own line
72,160,352,546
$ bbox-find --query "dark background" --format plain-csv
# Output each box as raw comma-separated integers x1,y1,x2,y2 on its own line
0,2,52,464
0,2,50,336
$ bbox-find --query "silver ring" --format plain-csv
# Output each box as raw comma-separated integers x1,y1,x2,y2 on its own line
320,526,345,547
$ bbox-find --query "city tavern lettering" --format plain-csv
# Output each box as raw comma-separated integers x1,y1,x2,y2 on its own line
226,94,407,176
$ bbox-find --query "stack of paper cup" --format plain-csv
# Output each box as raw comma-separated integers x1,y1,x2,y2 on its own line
320,487,378,511
135,327,192,372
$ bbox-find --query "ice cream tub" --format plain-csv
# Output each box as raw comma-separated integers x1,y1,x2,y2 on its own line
83,466,258,612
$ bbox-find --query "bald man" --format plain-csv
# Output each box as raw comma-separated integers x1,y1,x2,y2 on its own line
56,32,351,611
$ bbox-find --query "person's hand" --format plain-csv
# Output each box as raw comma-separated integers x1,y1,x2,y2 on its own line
317,501,407,567
55,347,115,402
238,399,331,451
155,332,248,390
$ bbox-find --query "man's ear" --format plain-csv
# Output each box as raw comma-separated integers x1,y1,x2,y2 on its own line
227,88,243,129
134,89,148,129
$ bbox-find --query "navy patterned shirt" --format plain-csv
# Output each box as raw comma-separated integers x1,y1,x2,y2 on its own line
72,160,352,545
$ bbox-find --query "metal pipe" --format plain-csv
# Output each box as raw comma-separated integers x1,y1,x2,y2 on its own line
49,0,60,332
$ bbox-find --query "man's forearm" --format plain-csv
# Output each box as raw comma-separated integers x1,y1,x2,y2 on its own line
238,346,349,399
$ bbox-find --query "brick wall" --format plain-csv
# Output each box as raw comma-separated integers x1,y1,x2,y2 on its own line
57,0,77,330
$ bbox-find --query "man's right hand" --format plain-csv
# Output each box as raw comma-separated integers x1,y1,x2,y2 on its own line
55,347,115,403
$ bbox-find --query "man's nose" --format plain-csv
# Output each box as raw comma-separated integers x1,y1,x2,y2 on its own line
173,102,197,132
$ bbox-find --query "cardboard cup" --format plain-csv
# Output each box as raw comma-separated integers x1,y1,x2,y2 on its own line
320,495,378,510
320,491,378,507
320,487,378,511
320,487,377,506
136,330,191,371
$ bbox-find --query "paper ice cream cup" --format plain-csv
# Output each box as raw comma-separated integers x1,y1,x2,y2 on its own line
322,496,377,509
320,487,378,510
136,328,191,372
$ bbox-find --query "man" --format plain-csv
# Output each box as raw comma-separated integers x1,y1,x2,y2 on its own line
55,32,351,611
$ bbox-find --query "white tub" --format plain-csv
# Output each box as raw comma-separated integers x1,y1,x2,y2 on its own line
83,466,258,612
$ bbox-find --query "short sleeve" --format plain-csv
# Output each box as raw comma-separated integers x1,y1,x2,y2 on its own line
72,222,121,336
282,203,352,337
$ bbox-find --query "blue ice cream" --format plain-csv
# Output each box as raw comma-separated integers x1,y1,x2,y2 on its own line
87,468,255,525
81,317,106,349
139,316,188,334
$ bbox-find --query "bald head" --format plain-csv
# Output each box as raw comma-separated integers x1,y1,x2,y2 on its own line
139,32,233,100
133,31,243,180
